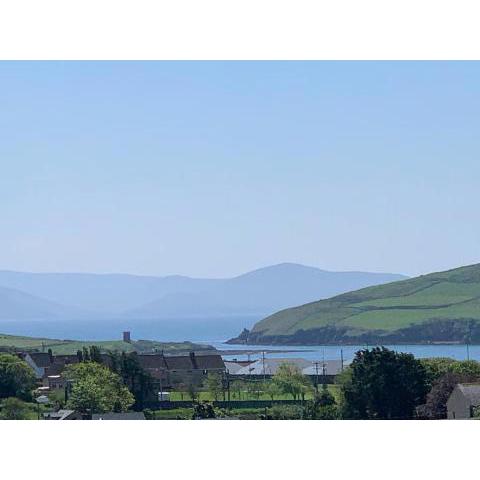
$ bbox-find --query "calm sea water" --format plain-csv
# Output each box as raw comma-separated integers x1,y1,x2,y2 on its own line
210,342,479,362
0,318,478,362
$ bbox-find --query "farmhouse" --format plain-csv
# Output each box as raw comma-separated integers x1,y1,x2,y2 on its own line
447,383,480,419
23,350,226,390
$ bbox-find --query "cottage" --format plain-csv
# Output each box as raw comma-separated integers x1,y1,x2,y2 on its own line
447,383,480,419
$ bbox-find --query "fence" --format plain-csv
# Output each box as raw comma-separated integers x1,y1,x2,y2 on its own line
145,399,305,410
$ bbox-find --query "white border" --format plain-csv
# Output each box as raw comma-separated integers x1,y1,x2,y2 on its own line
0,420,477,479
0,0,480,59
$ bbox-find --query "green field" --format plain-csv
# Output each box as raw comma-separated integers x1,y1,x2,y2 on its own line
238,263,480,343
0,333,214,354
168,384,340,402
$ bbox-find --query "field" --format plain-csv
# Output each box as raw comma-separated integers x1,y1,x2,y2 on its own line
168,384,340,402
241,263,480,343
0,333,214,354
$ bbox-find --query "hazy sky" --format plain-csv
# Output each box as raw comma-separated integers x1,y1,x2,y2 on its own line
1,61,479,278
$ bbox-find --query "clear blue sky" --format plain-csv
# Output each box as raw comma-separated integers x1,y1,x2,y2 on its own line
1,61,479,278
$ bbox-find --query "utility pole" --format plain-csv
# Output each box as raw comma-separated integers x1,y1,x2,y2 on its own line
340,349,344,372
262,351,266,382
312,361,320,391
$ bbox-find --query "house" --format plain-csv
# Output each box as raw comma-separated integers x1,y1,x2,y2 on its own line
224,361,246,374
92,412,146,420
447,383,480,419
22,349,225,391
302,360,349,383
139,352,226,387
22,352,53,379
228,357,348,383
44,409,81,420
231,358,311,376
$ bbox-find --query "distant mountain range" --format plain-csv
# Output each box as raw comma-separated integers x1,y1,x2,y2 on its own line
228,263,480,345
0,264,406,322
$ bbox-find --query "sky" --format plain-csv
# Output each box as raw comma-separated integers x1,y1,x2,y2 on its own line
0,61,479,278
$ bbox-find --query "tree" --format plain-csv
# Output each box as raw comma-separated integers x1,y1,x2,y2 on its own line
0,353,36,401
264,380,280,401
0,397,32,420
116,352,155,410
272,363,310,400
230,380,245,400
418,372,477,419
341,347,428,419
246,380,263,400
186,377,201,403
206,372,224,401
420,358,480,387
88,345,102,363
302,388,339,419
64,362,134,414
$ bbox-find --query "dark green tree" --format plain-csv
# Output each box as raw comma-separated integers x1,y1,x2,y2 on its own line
418,371,478,419
82,347,90,362
118,352,154,410
341,347,428,419
88,345,102,363
0,353,36,401
0,397,32,420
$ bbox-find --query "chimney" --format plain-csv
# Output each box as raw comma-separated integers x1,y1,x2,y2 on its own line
123,331,131,343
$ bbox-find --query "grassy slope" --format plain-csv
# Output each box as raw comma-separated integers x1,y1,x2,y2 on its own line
0,333,214,354
251,263,480,337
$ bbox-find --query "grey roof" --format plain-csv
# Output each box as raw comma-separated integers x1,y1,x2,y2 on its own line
44,409,76,420
233,358,311,376
302,360,350,376
193,354,225,370
456,384,480,405
92,412,146,420
224,361,245,374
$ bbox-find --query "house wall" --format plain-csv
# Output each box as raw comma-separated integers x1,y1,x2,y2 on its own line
447,388,471,419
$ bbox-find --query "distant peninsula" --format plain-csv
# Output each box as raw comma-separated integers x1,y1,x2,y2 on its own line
228,263,480,345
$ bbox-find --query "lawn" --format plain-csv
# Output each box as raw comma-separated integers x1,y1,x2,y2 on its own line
168,384,340,402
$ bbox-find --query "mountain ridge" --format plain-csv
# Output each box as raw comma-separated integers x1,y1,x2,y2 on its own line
227,263,480,345
0,264,406,321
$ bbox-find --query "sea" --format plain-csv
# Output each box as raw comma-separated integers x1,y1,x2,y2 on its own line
0,317,478,362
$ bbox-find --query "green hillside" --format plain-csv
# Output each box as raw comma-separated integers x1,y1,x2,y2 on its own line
0,333,215,355
228,263,480,345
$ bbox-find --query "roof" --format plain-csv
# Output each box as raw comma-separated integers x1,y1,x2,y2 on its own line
92,412,146,420
163,355,193,370
224,361,244,374
233,358,311,376
302,360,350,376
28,352,52,368
193,354,225,370
137,354,169,370
44,409,76,420
455,383,480,405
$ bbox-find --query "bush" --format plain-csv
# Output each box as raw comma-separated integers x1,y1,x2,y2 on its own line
268,404,304,420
